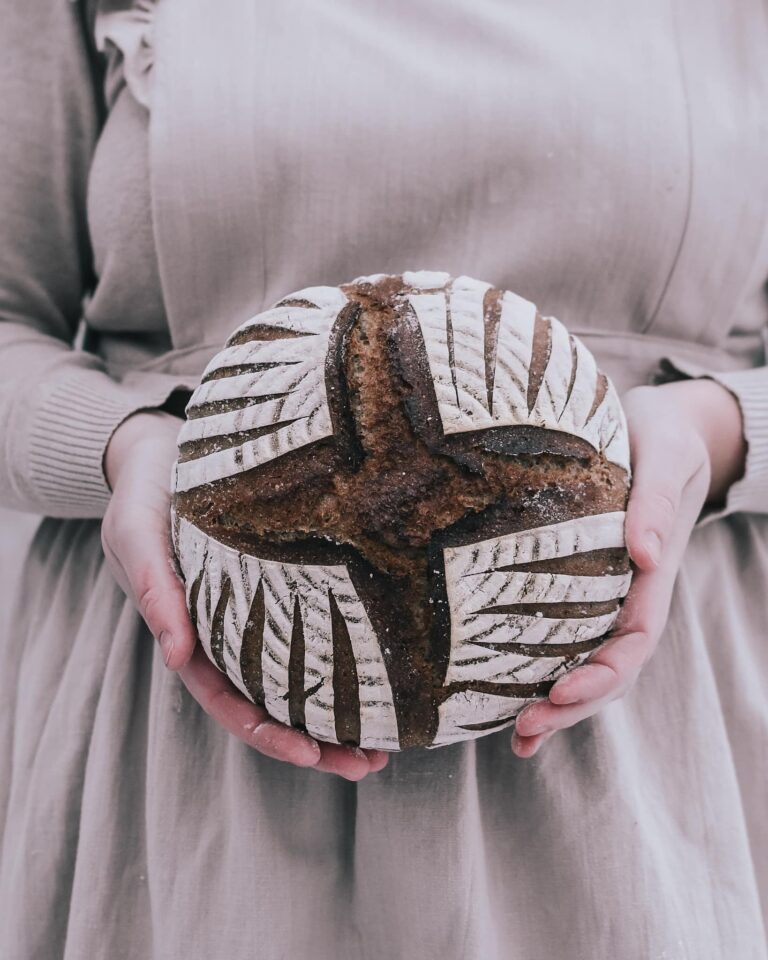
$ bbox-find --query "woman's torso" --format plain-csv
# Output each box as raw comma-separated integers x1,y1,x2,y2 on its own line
85,0,768,389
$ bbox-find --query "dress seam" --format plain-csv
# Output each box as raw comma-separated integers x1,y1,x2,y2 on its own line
641,0,695,334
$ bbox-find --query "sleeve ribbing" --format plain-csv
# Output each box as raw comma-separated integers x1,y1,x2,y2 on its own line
659,358,768,525
0,0,178,518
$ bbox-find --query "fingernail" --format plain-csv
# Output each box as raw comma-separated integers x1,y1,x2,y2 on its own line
368,754,389,772
511,734,535,759
643,531,662,566
158,630,175,667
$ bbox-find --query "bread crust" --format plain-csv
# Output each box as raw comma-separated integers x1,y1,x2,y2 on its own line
172,272,632,750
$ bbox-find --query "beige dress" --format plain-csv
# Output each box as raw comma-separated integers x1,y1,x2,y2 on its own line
1,1,767,957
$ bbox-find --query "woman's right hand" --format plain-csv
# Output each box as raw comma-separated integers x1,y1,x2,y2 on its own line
101,409,389,780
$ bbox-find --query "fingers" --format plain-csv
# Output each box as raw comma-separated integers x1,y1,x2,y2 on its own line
178,646,389,779
549,571,659,704
102,501,197,670
510,385,716,759
547,660,621,705
312,742,390,780
511,729,554,758
512,565,665,756
516,638,645,732
364,749,391,773
179,646,321,765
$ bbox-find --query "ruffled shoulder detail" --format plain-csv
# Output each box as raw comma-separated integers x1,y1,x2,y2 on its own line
95,0,156,110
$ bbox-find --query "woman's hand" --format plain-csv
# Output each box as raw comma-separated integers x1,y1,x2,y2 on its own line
511,378,747,758
101,410,389,780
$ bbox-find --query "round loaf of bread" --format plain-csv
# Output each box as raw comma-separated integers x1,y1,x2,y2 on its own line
170,271,632,751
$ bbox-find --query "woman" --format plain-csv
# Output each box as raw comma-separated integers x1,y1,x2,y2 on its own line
1,0,766,957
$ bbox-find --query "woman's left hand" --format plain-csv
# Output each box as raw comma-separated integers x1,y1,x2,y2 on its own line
511,377,747,758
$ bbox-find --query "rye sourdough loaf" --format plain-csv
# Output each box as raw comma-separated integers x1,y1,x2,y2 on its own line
170,271,632,751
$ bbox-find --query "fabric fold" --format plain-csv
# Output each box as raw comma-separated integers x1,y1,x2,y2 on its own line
95,0,156,109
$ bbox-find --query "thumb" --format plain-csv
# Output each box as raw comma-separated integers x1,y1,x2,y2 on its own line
102,499,197,670
623,420,707,573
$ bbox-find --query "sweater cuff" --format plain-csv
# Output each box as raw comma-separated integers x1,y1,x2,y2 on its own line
658,357,768,525
24,369,187,518
706,366,768,517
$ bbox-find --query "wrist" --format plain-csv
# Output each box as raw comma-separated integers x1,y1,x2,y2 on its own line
104,410,182,492
657,378,746,504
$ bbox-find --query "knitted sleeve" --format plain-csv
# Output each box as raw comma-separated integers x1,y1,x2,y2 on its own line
0,0,179,518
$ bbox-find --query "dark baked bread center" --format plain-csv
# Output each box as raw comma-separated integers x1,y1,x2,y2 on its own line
175,278,628,582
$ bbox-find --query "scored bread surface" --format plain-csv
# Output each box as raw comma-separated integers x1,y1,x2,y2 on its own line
171,271,632,750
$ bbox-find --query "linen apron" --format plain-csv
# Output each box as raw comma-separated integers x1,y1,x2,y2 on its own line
1,1,767,957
